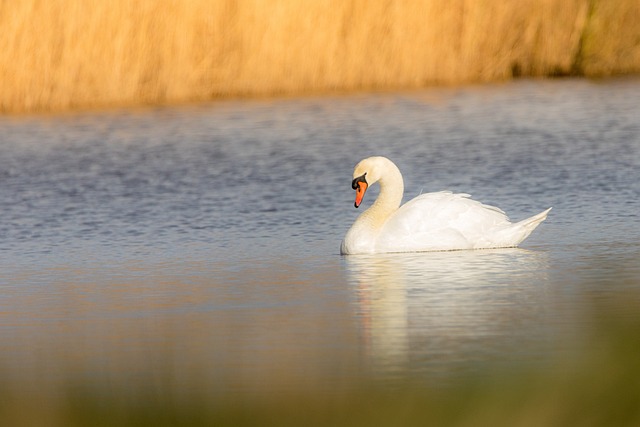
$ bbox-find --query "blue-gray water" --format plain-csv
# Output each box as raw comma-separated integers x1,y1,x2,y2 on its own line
1,79,639,398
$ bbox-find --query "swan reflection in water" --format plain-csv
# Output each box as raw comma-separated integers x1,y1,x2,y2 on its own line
344,248,554,383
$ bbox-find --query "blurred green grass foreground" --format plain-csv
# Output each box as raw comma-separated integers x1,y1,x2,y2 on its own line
1,284,639,427
1,0,640,114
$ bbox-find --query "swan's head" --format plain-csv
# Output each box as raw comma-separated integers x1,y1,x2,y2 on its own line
351,156,391,208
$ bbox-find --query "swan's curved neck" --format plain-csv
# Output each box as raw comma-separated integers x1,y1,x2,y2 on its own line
366,168,404,223
341,159,404,254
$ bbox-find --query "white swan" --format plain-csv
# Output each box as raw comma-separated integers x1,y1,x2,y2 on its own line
341,156,551,255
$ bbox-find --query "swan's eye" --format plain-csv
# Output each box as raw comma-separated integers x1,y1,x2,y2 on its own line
352,173,367,190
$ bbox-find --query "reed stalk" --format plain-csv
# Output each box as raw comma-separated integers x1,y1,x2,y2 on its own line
1,0,638,113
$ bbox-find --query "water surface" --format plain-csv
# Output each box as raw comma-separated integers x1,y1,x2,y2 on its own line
1,78,639,398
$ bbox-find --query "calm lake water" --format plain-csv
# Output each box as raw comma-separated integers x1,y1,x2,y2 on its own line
1,79,639,399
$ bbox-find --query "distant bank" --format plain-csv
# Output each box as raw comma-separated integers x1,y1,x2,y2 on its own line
1,0,639,114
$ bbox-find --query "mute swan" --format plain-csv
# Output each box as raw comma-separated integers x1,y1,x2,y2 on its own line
340,156,551,255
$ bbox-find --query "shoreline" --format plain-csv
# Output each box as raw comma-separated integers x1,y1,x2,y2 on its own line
2,76,639,118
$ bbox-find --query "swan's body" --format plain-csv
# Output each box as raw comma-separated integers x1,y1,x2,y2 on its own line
341,156,551,255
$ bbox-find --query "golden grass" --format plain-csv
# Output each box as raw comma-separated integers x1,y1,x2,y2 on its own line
1,0,639,113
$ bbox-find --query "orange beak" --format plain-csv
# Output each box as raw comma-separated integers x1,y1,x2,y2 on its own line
354,181,368,208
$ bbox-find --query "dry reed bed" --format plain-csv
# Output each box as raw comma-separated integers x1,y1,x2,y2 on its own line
1,0,639,113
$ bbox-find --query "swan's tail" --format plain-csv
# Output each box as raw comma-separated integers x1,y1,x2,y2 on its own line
509,207,552,245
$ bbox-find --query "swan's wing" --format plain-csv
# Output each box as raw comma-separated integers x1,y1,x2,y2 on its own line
376,191,512,252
